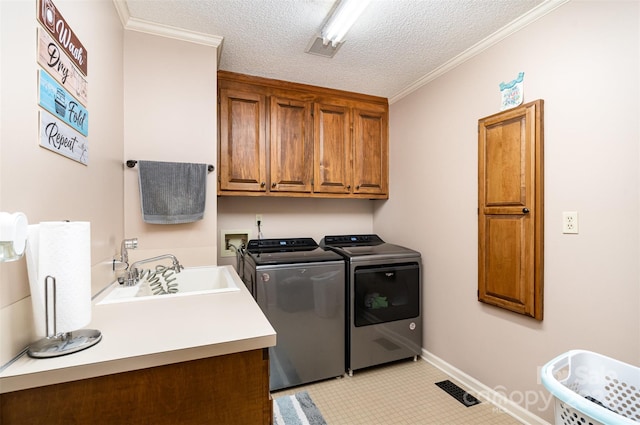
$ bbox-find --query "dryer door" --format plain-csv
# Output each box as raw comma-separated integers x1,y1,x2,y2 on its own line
353,262,420,327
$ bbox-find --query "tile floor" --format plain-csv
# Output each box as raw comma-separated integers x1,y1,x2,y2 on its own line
272,358,523,425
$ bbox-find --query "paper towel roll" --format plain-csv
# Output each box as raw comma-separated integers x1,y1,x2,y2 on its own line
26,221,92,337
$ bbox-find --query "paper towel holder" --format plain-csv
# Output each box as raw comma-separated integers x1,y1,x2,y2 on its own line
28,275,102,358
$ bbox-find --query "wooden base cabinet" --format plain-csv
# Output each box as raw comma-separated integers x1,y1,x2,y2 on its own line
218,71,389,199
0,349,272,425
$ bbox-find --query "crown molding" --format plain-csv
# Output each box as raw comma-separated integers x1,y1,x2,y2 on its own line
389,0,569,104
112,0,224,64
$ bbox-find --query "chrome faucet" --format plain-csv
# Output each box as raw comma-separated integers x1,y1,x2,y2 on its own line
113,238,183,286
112,238,138,271
123,254,183,287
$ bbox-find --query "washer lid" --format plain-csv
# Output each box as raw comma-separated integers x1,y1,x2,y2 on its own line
248,247,343,265
246,238,344,265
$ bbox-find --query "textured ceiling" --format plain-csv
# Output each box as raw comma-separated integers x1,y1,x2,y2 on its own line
122,0,551,101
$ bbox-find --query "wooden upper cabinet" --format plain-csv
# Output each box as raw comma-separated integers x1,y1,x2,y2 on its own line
478,99,544,320
270,96,313,192
218,88,267,192
217,71,389,199
353,107,388,196
314,102,351,194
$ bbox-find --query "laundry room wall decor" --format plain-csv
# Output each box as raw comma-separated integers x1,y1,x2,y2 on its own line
37,0,88,76
37,27,88,106
39,109,89,164
38,69,88,137
35,0,90,165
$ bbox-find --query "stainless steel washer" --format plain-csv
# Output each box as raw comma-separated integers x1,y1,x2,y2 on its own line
242,238,345,391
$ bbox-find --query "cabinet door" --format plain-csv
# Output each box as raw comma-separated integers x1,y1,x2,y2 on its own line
313,103,351,194
270,96,313,192
353,107,388,196
219,89,267,192
478,99,544,320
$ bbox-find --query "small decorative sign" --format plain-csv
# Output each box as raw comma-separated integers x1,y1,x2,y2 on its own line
39,109,89,164
37,27,88,106
38,69,88,136
499,72,524,111
37,0,88,76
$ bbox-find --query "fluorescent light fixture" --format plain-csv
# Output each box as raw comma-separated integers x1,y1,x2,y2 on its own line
321,0,371,47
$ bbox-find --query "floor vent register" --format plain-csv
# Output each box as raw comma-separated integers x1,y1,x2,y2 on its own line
435,380,481,407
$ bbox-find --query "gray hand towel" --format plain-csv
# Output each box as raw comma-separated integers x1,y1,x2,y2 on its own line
138,160,207,224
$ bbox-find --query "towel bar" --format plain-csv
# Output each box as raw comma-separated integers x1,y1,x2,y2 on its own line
126,160,214,173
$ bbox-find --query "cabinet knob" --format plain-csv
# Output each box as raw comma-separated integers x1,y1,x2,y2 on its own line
271,183,276,188
522,208,530,214
347,185,351,189
356,185,360,190
260,182,265,187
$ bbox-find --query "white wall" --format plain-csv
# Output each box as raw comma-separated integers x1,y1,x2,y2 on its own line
217,197,375,267
375,1,639,422
123,31,218,267
0,0,124,365
0,2,219,367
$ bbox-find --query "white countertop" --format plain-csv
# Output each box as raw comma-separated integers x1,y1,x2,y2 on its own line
0,265,276,394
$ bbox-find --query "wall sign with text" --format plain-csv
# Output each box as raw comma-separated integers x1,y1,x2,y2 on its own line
39,110,88,165
36,0,89,166
499,72,525,111
38,0,88,75
37,27,87,106
38,69,88,136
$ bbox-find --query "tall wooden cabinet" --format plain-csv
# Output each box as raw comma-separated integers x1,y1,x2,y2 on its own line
218,71,389,199
477,99,544,320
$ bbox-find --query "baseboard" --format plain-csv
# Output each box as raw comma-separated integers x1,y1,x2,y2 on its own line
421,349,552,425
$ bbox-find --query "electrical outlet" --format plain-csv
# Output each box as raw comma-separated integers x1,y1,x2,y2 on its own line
562,211,578,234
255,214,263,226
220,229,250,257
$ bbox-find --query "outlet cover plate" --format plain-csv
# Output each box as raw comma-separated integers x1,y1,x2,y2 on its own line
562,211,578,234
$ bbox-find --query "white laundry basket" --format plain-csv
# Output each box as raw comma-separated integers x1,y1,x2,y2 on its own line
541,350,640,425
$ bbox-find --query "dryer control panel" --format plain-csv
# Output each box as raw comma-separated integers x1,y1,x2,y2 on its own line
321,234,384,247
